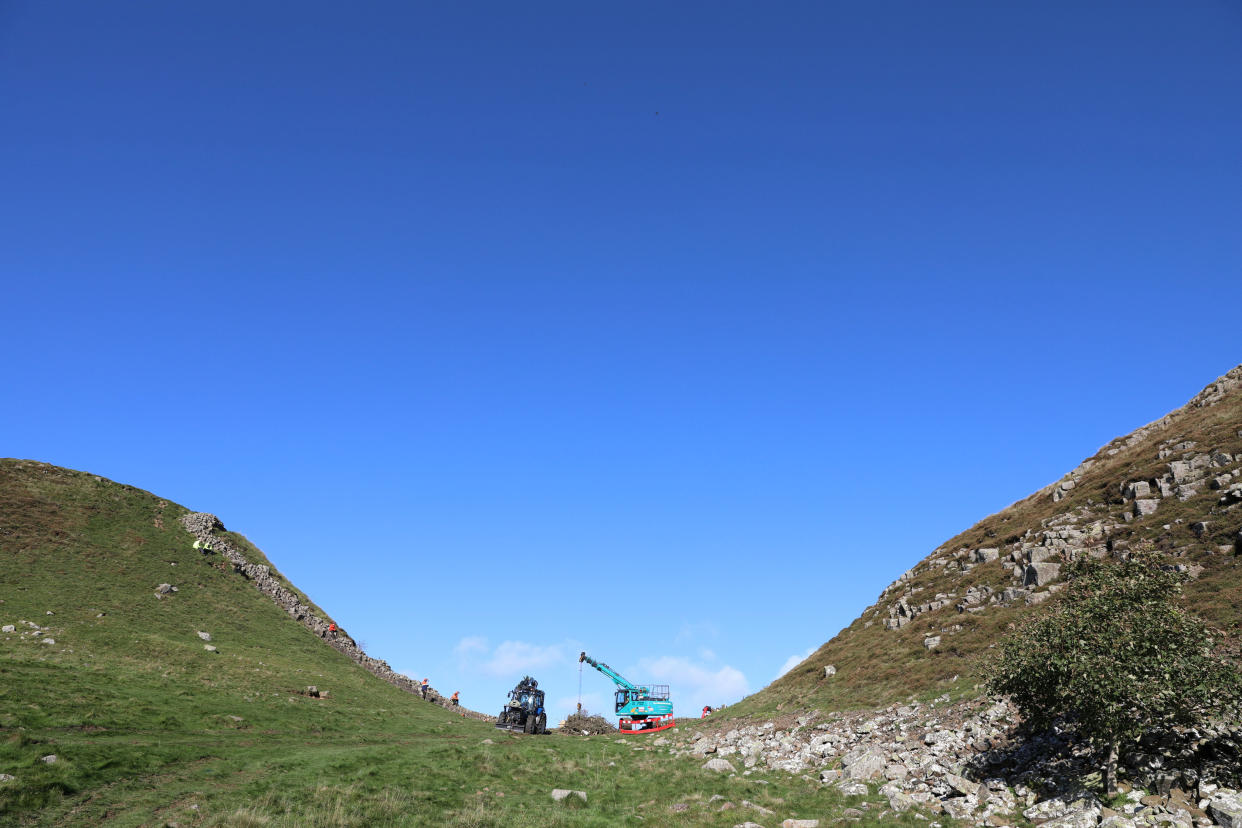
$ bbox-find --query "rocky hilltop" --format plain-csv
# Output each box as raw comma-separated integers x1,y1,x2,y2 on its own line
688,364,1242,828
747,364,1242,716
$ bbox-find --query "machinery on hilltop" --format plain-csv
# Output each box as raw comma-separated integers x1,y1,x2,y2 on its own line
495,675,548,734
578,651,675,734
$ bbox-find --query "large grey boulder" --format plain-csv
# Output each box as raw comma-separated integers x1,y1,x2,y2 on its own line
880,782,916,813
1023,792,1099,823
841,746,886,781
1210,793,1242,828
1133,498,1160,517
703,757,737,773
943,773,982,798
1041,808,1102,828
550,789,587,802
1098,816,1137,828
692,739,717,755
1025,562,1061,587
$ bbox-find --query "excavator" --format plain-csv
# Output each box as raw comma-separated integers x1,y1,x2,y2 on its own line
578,651,675,734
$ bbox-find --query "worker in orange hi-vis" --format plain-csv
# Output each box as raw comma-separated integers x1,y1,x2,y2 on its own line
420,678,429,699
451,691,459,707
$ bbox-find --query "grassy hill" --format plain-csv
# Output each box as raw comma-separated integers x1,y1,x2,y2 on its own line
0,460,932,827
728,365,1242,720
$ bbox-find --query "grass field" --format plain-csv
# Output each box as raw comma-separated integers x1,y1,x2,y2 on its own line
0,460,949,826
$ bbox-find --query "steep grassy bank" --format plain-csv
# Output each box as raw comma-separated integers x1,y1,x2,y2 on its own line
1,460,945,826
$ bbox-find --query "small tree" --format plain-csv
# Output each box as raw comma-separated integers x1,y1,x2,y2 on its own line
987,551,1241,796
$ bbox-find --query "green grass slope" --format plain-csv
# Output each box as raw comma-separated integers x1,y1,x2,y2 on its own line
729,366,1242,720
1,460,942,827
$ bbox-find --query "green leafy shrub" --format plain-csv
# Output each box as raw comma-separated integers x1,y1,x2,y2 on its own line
987,550,1242,795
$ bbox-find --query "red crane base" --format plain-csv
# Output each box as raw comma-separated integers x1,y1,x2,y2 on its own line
619,714,676,734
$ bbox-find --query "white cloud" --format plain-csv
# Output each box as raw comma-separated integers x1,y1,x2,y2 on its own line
482,640,566,677
634,655,749,717
454,636,572,678
697,647,716,661
774,647,816,681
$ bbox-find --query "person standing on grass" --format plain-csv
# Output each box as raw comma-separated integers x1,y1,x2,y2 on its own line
420,678,429,699
451,691,459,707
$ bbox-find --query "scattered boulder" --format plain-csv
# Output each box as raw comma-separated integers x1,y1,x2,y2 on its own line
741,800,774,816
1,625,14,633
703,758,737,773
841,746,886,781
1210,792,1242,828
204,645,217,653
823,665,836,678
943,772,981,798
0,773,14,782
40,755,57,764
41,638,55,645
1040,808,1103,828
782,820,819,828
1024,562,1061,587
550,789,587,802
197,631,212,641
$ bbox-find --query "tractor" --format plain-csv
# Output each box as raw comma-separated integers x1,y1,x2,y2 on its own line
494,675,548,734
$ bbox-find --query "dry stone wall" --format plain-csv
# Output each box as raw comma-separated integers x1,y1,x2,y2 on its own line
179,512,492,721
675,698,1242,827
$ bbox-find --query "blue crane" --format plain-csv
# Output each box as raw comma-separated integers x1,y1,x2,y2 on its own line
578,651,675,734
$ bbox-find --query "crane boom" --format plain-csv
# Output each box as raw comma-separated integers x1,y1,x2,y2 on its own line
578,652,639,692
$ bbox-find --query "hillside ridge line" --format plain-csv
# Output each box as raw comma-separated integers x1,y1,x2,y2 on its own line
178,511,491,720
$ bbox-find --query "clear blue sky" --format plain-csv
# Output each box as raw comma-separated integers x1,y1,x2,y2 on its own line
3,1,1240,719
